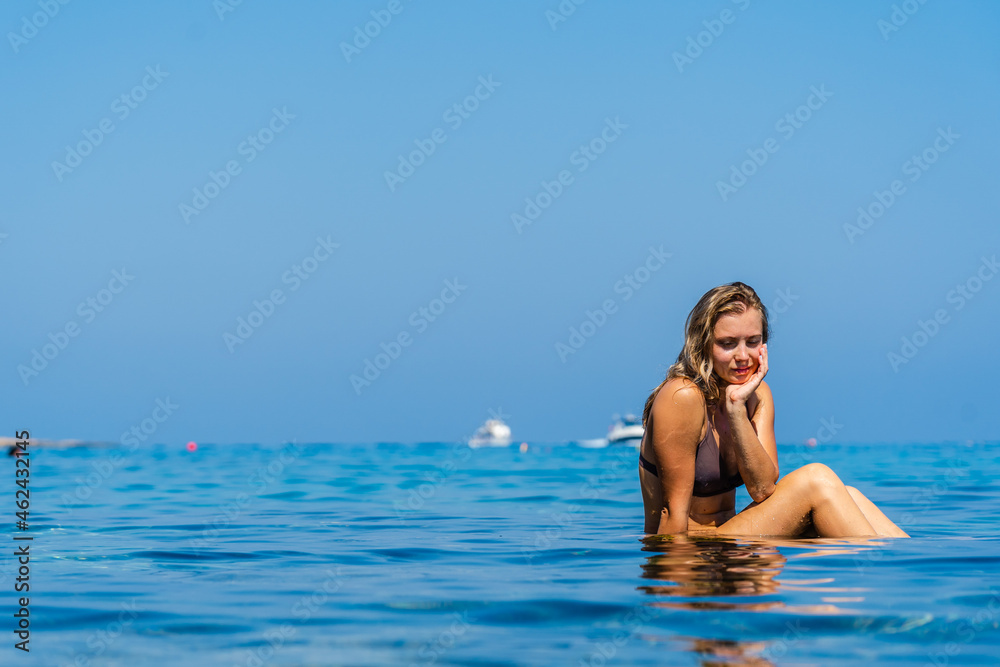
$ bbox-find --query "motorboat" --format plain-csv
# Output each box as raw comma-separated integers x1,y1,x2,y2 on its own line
607,414,644,445
468,418,512,448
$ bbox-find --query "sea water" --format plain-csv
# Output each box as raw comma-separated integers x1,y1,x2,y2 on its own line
10,440,1000,666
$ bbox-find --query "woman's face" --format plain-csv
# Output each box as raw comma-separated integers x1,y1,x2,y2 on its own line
710,309,764,385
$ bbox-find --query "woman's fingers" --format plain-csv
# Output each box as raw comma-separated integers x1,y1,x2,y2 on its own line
726,345,769,407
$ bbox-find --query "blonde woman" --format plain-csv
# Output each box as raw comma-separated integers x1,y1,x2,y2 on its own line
638,282,908,538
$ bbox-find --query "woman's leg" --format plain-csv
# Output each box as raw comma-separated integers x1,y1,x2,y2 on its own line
846,486,909,537
717,463,878,538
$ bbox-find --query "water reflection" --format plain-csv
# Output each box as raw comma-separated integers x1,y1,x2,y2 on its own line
639,535,786,608
679,636,776,667
637,535,878,665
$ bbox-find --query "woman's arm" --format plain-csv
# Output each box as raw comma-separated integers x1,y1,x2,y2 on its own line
727,382,778,501
723,346,779,502
649,382,705,535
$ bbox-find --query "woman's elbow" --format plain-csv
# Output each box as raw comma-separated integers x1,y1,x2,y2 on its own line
745,465,778,503
748,481,776,503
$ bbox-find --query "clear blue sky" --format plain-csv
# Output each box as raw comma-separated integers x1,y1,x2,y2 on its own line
2,1,998,445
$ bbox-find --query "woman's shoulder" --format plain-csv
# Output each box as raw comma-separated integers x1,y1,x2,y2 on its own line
652,377,707,418
647,377,707,445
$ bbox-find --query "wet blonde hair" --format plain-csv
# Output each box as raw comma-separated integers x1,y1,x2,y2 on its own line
641,282,769,428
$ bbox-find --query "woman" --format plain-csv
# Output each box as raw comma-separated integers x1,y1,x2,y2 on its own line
638,282,908,538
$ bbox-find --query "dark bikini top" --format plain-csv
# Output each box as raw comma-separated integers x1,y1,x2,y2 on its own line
639,405,744,497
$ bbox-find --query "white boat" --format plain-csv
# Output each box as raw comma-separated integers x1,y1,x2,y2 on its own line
576,438,610,449
468,418,512,448
607,414,644,445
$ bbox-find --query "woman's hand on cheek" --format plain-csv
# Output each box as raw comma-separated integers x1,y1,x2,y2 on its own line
724,344,767,412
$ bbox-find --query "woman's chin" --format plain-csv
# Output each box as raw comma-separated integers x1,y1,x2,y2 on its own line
715,370,753,386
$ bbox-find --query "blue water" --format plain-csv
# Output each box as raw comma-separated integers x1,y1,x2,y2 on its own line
11,441,1000,665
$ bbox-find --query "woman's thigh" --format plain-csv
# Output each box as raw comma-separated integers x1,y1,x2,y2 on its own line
715,479,815,537
846,486,909,537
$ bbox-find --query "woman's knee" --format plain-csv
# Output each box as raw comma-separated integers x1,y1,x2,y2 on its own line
789,462,838,483
788,463,843,502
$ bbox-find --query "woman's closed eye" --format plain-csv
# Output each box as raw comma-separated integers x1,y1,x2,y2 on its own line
718,338,762,349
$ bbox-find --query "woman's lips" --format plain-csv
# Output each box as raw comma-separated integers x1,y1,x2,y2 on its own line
734,367,750,375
